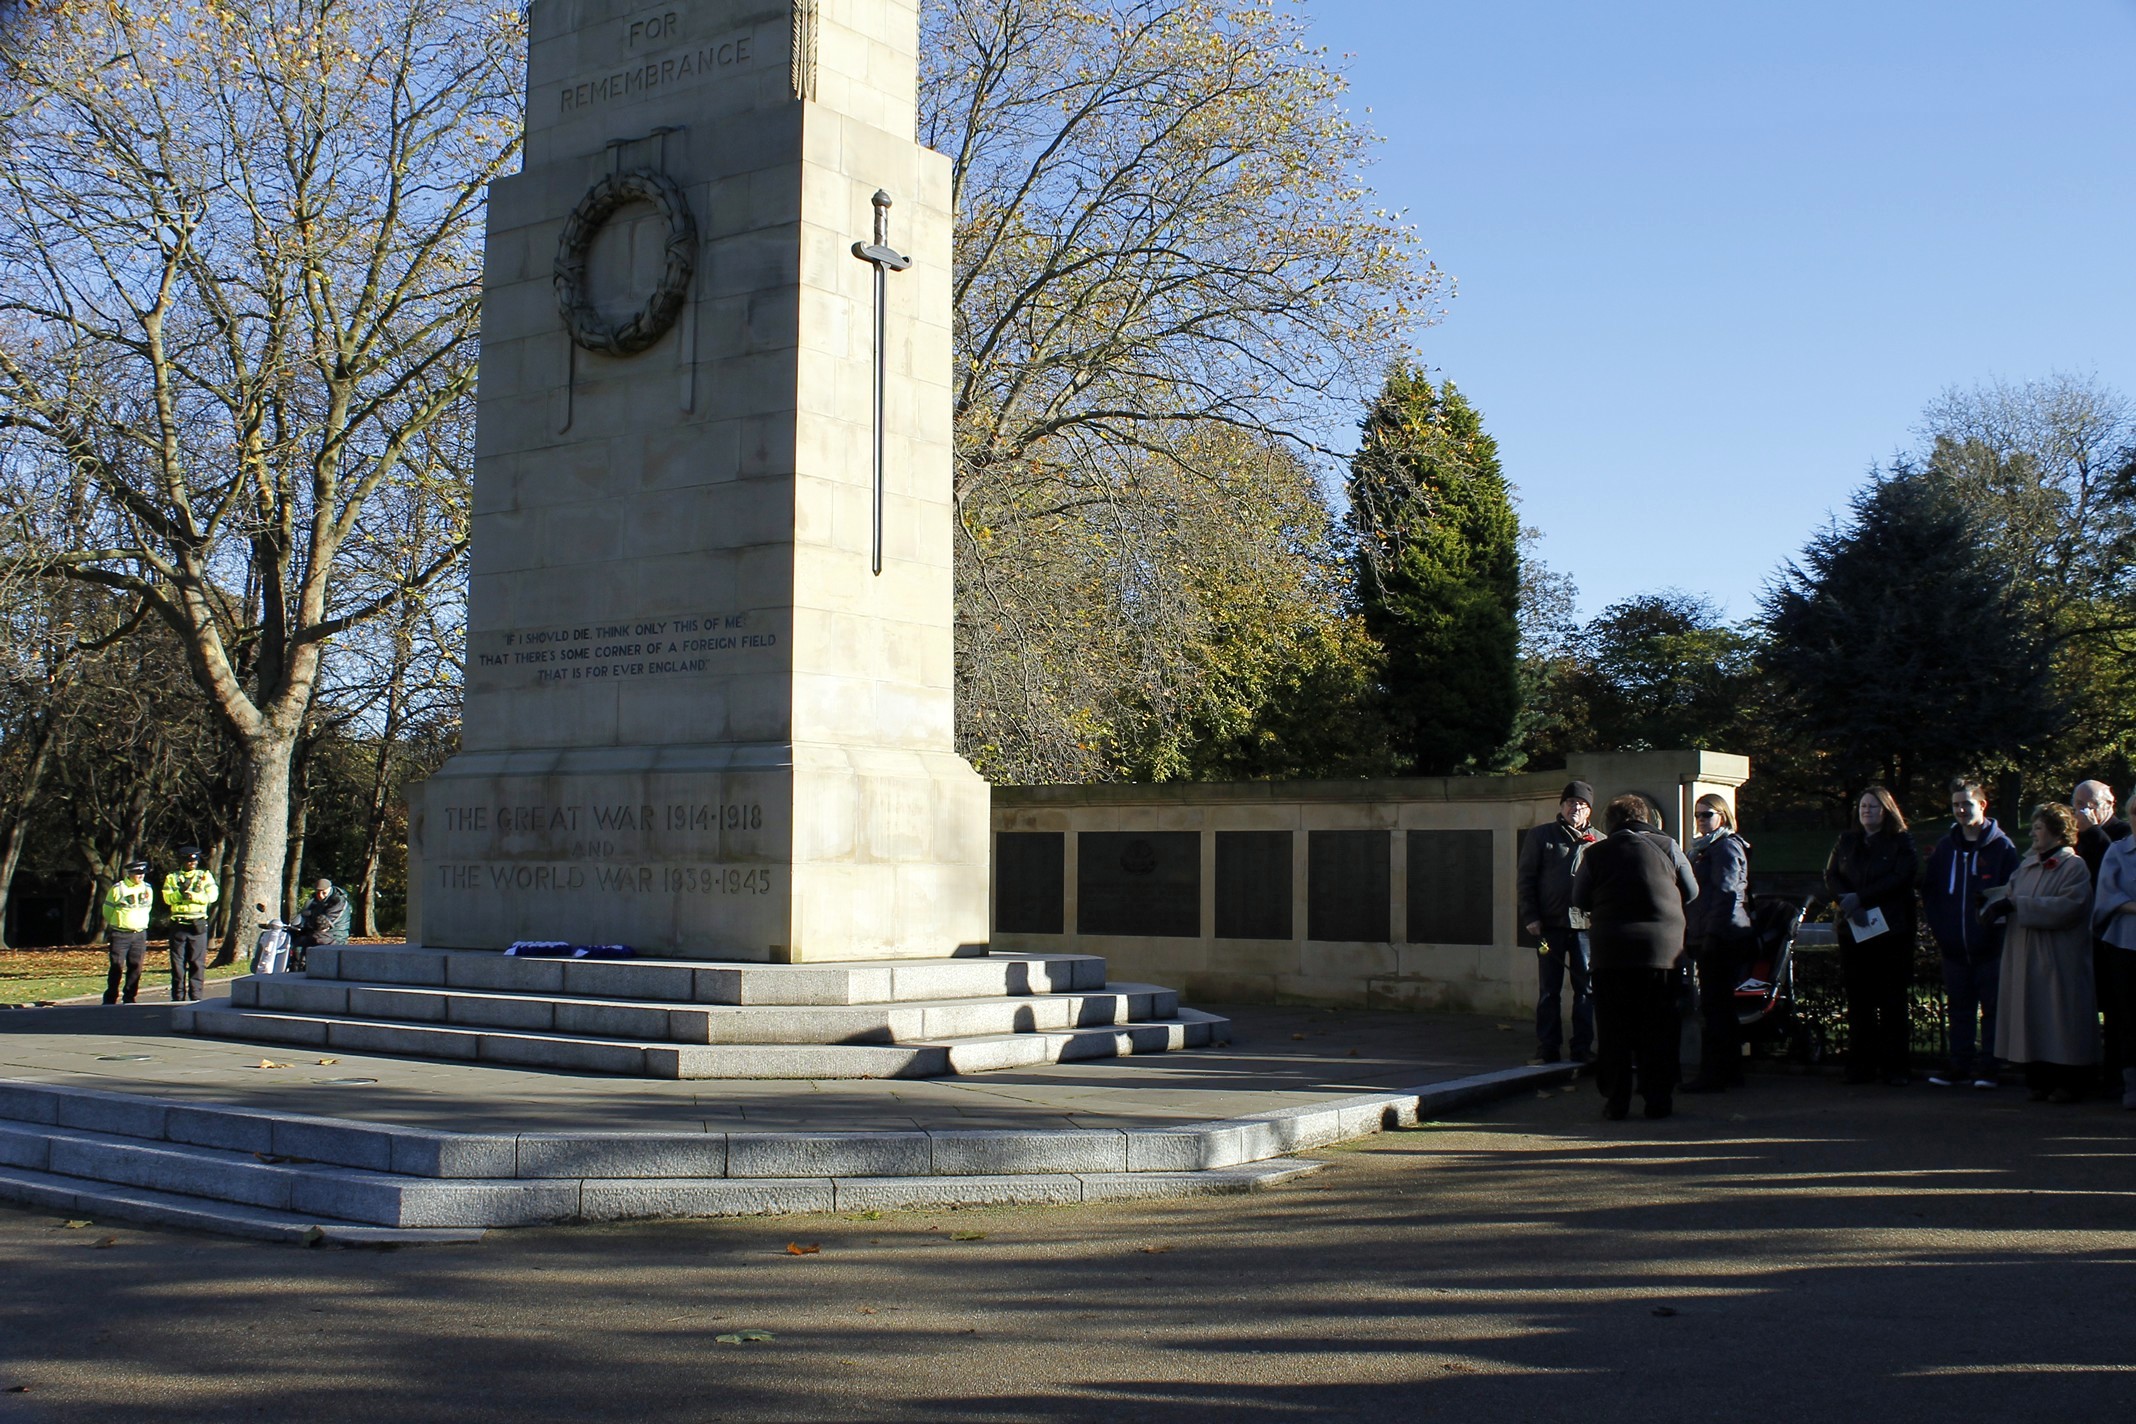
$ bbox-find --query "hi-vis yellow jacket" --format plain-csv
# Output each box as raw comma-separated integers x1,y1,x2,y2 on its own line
161,868,219,922
101,878,153,933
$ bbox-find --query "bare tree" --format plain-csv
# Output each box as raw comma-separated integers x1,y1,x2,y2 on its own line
920,0,1440,779
0,0,519,952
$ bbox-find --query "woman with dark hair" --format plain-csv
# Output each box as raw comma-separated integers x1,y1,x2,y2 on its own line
1993,803,2098,1102
1825,786,1919,1085
1572,794,1700,1120
1684,793,1753,1093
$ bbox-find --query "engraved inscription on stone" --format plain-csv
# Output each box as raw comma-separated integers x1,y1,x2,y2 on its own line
466,610,785,692
992,832,1064,936
557,12,760,114
429,793,776,906
1406,829,1494,946
1077,831,1199,939
1215,831,1292,940
1307,830,1389,943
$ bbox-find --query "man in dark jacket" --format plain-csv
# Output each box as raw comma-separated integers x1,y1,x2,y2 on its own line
1518,780,1600,1065
1922,779,2021,1088
1572,795,1699,1121
292,878,351,972
2075,780,2132,1089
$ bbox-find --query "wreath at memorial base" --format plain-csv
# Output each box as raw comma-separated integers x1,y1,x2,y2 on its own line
553,168,698,357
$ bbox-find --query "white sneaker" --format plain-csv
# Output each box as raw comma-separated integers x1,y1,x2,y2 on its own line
1971,1078,1997,1090
1927,1072,1956,1087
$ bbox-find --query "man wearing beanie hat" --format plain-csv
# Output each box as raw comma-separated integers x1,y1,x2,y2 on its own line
1519,780,1601,1064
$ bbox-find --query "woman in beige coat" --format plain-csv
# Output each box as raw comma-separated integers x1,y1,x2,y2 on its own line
1990,803,2100,1102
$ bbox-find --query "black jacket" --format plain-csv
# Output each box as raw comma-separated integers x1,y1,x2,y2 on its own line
1688,831,1753,946
1517,817,1598,930
1571,823,1700,971
1824,828,1918,951
2077,817,2130,881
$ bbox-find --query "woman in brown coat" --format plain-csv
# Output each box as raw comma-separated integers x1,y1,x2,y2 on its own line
1991,803,2100,1102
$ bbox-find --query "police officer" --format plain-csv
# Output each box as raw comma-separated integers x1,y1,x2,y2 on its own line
160,846,220,1002
100,861,154,1004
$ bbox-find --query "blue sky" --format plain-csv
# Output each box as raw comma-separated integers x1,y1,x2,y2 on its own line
1302,0,2136,621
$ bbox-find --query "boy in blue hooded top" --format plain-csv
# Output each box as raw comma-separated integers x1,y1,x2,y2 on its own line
1922,778,2022,1088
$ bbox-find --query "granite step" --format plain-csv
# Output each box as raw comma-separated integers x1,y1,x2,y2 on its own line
0,1163,488,1245
176,1003,1227,1079
231,975,1181,1045
176,1004,948,1077
0,1119,577,1228
0,1147,1324,1239
305,946,1108,1005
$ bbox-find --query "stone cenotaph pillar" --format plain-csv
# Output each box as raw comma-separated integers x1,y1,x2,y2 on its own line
411,0,989,962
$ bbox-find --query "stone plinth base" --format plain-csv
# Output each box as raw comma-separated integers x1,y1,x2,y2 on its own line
178,945,1225,1080
410,742,989,961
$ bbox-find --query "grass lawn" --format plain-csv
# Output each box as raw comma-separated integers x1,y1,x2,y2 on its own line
0,938,405,1006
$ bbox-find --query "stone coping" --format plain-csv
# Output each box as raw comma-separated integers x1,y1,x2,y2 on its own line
0,1063,1571,1182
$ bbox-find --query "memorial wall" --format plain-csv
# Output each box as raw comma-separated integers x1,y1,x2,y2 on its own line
989,751,1750,1015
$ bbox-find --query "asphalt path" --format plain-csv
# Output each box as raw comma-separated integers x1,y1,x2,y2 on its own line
2,1069,2131,1422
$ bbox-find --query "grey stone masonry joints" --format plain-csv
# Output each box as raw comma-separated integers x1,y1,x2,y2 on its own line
183,945,1227,1082
0,1062,1574,1239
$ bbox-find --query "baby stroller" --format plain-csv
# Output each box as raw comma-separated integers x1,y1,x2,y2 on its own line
249,906,293,975
1735,893,1820,1062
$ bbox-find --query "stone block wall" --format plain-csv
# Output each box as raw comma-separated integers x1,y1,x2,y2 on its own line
989,751,1750,1016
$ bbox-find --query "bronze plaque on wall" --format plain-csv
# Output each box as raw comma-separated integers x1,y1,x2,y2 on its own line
1077,831,1200,938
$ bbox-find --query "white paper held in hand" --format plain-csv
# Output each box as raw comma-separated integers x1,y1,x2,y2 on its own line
1848,905,1890,940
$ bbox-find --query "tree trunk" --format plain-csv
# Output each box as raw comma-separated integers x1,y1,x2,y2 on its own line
283,795,309,922
0,710,63,951
217,729,299,964
281,732,314,921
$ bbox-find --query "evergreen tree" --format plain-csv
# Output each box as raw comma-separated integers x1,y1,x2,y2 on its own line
1761,465,2061,807
1347,364,1522,774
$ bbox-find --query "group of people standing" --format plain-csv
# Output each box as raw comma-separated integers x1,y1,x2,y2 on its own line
95,853,350,1004
1518,780,1751,1120
1831,778,2135,1107
1517,774,2136,1123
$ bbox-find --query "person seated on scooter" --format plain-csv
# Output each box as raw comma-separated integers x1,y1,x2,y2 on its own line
292,877,351,970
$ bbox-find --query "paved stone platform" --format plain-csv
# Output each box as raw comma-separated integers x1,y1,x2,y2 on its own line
0,994,1564,1239
2,992,1531,1134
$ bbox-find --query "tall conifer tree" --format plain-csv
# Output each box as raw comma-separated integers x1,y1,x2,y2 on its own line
1347,364,1522,773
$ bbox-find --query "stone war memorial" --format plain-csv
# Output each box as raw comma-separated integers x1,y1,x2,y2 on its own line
0,0,1743,1240
178,0,1225,1078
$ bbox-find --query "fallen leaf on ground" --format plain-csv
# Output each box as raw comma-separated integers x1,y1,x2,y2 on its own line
715,1330,775,1345
1346,1047,1359,1056
1138,1244,1173,1254
61,1220,91,1230
950,1230,987,1241
1496,1023,1515,1032
847,1210,882,1222
858,1307,877,1315
1651,1306,1678,1317
785,1241,821,1255
1290,1033,1307,1041
93,1236,118,1249
255,1059,290,1069
315,1058,338,1066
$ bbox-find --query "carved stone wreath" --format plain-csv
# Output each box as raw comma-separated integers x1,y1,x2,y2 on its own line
553,169,697,357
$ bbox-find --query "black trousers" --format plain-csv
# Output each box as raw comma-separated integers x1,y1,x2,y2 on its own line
2098,940,2127,1084
104,930,146,1003
1693,935,1751,1084
1593,967,1680,1109
1840,938,1912,1077
2106,949,2136,1074
167,921,209,1001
